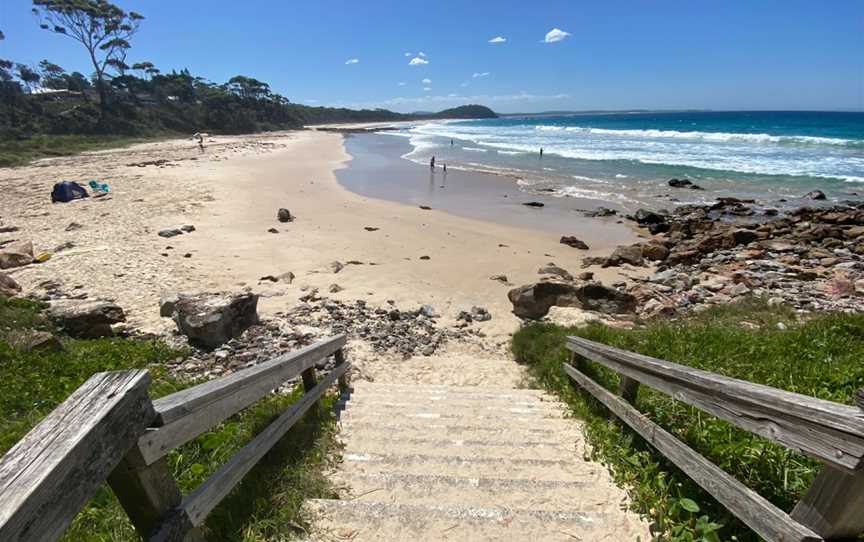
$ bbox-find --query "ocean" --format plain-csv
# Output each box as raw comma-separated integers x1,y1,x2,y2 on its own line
384,111,864,211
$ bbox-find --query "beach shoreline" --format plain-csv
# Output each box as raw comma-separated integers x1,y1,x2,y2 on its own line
0,128,644,382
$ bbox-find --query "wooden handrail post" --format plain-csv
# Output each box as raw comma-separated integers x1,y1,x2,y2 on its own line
618,376,640,405
334,348,351,395
107,447,184,540
792,465,864,539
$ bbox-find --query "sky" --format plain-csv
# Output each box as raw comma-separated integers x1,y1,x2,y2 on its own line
2,0,862,113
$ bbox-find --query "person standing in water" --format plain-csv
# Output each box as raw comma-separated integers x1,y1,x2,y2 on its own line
450,139,454,146
540,147,543,158
430,156,436,169
443,163,447,173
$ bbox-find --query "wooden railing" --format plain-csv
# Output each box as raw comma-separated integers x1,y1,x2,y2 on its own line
0,334,350,542
565,335,864,542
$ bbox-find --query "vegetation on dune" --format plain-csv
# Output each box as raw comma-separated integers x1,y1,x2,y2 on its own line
0,295,341,540
0,1,497,167
512,300,864,541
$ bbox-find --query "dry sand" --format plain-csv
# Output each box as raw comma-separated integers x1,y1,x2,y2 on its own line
0,129,639,383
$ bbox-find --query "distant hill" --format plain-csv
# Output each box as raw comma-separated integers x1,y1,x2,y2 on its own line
426,105,497,119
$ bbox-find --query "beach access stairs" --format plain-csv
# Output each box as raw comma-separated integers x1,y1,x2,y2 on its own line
3,334,864,541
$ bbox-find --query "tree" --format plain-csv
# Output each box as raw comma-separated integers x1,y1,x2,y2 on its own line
226,75,271,100
15,64,41,92
66,71,91,92
39,59,68,89
32,0,143,114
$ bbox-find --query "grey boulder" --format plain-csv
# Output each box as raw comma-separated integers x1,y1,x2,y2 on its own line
48,299,126,338
508,280,637,319
173,292,259,349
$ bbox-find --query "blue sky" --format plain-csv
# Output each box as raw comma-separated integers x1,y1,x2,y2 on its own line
2,0,862,113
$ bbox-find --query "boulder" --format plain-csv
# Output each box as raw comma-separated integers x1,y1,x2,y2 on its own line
173,293,259,349
560,236,589,250
668,178,693,188
457,306,492,323
584,207,617,218
0,240,34,270
632,209,667,225
160,293,183,317
603,245,644,267
180,224,196,233
508,280,637,319
158,228,183,238
0,271,21,296
7,330,64,353
523,201,545,208
48,300,126,338
804,190,827,201
277,208,294,222
638,242,670,262
538,263,573,281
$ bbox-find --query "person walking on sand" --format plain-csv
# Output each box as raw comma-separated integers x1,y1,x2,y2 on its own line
194,132,205,153
430,156,436,169
443,163,447,173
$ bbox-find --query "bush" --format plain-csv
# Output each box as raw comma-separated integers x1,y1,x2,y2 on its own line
512,301,864,541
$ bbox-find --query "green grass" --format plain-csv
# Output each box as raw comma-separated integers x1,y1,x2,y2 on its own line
512,300,864,542
0,295,340,541
0,133,164,167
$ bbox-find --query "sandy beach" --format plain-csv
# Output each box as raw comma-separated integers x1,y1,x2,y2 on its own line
0,129,641,383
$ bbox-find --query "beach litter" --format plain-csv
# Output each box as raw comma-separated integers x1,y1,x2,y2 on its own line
50,181,89,203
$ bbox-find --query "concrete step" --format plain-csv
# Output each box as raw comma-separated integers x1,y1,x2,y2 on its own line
341,435,577,461
350,383,546,397
339,396,565,414
331,472,626,511
338,407,565,426
340,451,604,481
337,420,575,441
304,499,625,542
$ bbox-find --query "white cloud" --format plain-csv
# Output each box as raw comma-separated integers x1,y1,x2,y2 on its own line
423,87,432,92
448,93,458,97
418,51,426,57
345,58,359,65
488,36,506,43
472,72,490,78
460,82,469,87
544,28,571,43
422,78,431,84
404,52,412,57
409,56,429,66
398,82,406,86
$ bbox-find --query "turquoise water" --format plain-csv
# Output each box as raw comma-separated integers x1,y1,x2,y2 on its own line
387,111,864,210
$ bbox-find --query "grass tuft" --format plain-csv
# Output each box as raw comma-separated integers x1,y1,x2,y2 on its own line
512,299,864,541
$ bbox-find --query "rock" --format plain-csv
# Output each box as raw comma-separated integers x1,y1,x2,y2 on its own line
7,330,64,353
328,283,343,293
0,271,21,296
648,222,671,235
259,275,279,283
641,298,674,318
278,271,296,284
0,240,34,270
65,222,83,231
267,228,279,234
577,271,594,281
508,280,637,319
160,293,183,317
728,283,751,296
668,178,693,188
180,225,196,233
489,274,509,283
457,306,492,323
804,190,827,201
560,236,589,250
638,242,670,261
584,207,617,218
604,245,644,267
277,208,294,222
330,261,344,273
633,209,667,225
364,226,379,232
158,228,183,238
419,255,431,260
522,201,545,208
48,299,126,338
538,263,573,281
419,205,432,210
419,304,439,318
173,293,259,349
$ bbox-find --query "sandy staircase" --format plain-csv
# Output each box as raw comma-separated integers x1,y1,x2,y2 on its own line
305,381,649,541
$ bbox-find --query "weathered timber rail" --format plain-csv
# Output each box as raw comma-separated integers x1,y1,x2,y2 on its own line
0,334,350,542
565,335,864,542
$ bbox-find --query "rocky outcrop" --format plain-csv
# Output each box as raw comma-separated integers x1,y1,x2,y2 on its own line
48,299,126,338
0,240,34,270
277,208,295,222
603,245,644,267
173,293,259,349
7,330,64,352
560,236,589,250
0,271,21,296
508,280,637,319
